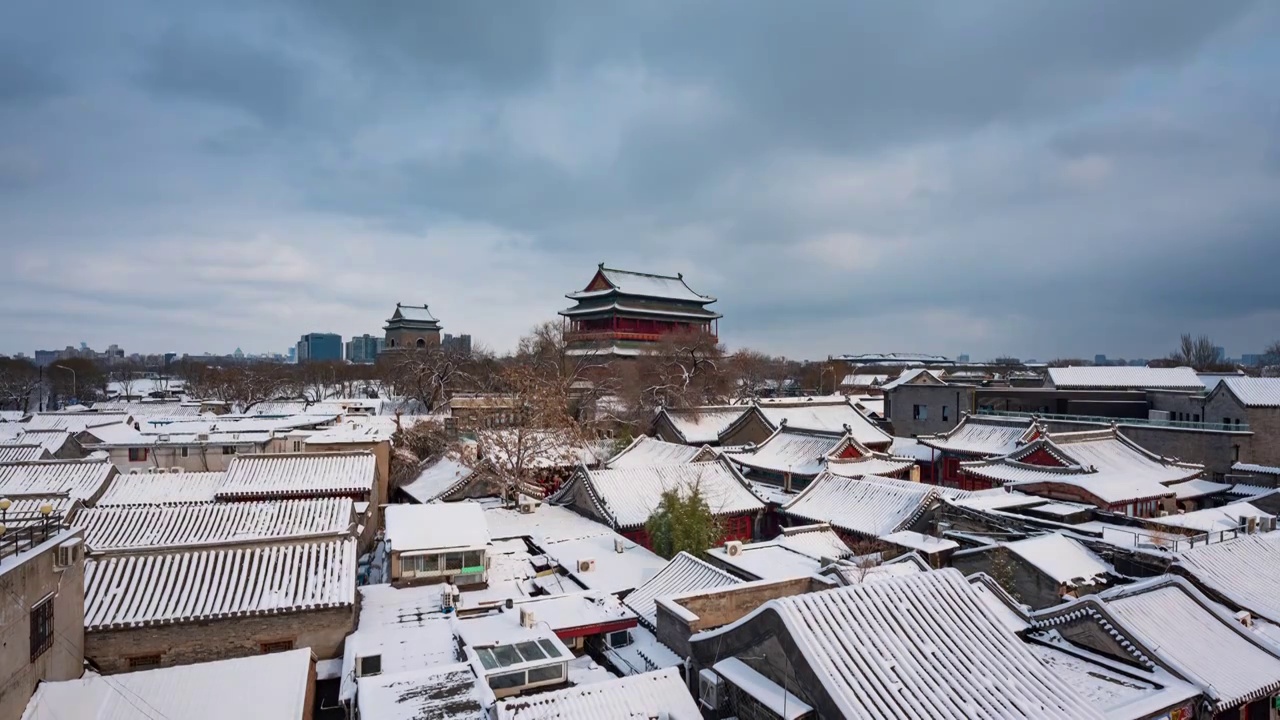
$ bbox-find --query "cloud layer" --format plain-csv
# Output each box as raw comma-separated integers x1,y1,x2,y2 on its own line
2,1,1278,360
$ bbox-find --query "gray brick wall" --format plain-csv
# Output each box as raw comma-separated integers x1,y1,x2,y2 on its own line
886,385,974,437
86,606,354,674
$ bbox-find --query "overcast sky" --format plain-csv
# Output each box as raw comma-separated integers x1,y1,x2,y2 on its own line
2,2,1278,361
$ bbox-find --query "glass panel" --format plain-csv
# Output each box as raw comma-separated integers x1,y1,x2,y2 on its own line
608,630,631,648
514,641,547,662
445,553,464,572
463,551,483,569
476,648,499,670
491,644,523,668
488,670,525,690
526,664,564,684
536,639,562,659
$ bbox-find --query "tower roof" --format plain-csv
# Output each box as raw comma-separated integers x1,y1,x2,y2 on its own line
566,265,716,304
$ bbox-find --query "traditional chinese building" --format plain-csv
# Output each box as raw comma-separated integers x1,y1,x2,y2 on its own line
383,303,442,350
559,264,720,357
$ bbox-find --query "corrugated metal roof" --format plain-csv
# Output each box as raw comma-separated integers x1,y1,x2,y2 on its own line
496,667,700,720
22,648,313,720
0,459,114,500
622,552,739,629
218,452,377,499
95,471,226,506
1048,366,1204,390
73,497,353,552
83,537,356,630
1178,533,1280,625
1220,377,1280,407
781,473,936,537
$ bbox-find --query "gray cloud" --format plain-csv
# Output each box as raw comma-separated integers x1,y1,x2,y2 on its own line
0,0,1277,361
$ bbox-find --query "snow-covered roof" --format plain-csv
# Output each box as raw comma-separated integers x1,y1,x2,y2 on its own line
23,412,128,432
775,524,855,560
1165,477,1233,500
92,401,204,418
385,503,489,553
0,459,115,501
217,451,377,500
696,569,1103,719
707,542,825,581
511,591,637,635
604,435,707,469
839,373,889,387
496,667,700,720
1025,641,1199,719
482,501,617,546
621,552,739,629
879,368,946,391
566,266,716,304
21,648,313,720
400,456,474,503
358,663,487,720
1063,577,1280,712
94,471,225,506
306,418,397,444
888,436,938,462
550,458,765,530
880,530,959,554
781,473,937,538
540,534,667,594
1002,533,1111,587
918,415,1036,457
340,622,460,705
83,537,355,630
822,440,917,478
713,658,813,720
73,497,353,553
653,406,748,445
1217,376,1280,407
725,428,844,478
1233,461,1280,476
1047,366,1204,391
960,429,1198,506
1146,501,1272,534
756,399,891,447
0,444,49,463
5,428,76,454
1177,532,1280,624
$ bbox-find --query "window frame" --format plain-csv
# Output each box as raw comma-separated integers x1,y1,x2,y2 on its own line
259,639,295,654
30,594,55,662
127,654,162,669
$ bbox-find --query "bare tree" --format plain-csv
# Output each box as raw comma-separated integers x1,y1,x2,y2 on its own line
1168,333,1222,371
727,349,776,401
378,348,471,413
632,330,729,410
0,358,40,412
109,361,144,400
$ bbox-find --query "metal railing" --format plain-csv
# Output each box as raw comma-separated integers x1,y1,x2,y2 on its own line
974,409,1249,432
564,330,718,344
0,516,61,561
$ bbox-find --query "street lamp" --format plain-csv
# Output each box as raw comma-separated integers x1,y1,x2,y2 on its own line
53,365,76,405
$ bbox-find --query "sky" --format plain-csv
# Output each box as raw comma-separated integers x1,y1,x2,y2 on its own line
2,2,1278,361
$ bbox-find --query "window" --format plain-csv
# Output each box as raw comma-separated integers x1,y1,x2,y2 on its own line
942,406,950,422
30,595,54,662
1224,417,1231,426
526,664,564,684
127,448,148,462
292,441,301,452
445,553,464,572
180,447,189,458
913,405,928,420
1193,414,1200,423
222,446,237,455
416,338,426,348
607,630,632,648
260,639,294,654
358,655,382,677
462,551,484,571
488,671,526,690
128,654,161,669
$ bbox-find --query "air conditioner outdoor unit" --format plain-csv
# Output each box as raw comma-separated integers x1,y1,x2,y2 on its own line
356,654,382,677
698,669,725,712
577,558,596,573
724,540,744,557
519,608,536,629
129,468,141,475
55,539,82,569
1247,516,1259,534
169,467,183,473
518,499,538,514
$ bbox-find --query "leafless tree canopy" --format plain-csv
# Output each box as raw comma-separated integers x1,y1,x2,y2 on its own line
1168,333,1229,371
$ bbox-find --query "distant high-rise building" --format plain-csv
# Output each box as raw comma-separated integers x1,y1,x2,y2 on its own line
442,333,473,356
1212,346,1226,363
1243,353,1263,367
346,334,385,363
956,354,970,363
296,333,343,363
286,347,297,364
33,350,57,367
1094,354,1108,365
